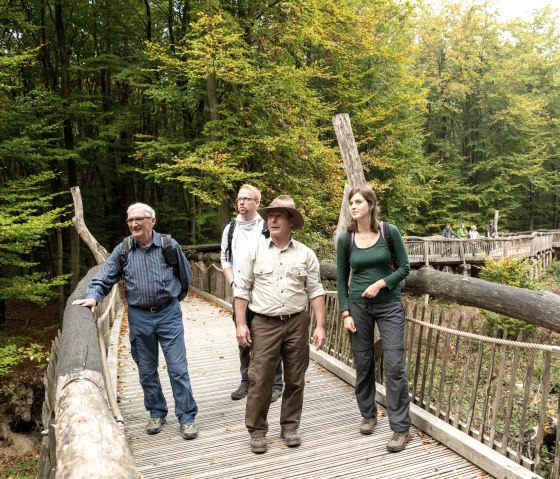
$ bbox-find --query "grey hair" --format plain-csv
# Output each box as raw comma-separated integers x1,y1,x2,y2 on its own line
127,202,156,218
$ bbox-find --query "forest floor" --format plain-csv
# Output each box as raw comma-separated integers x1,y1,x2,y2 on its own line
0,300,60,479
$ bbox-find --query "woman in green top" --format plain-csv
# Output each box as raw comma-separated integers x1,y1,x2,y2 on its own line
336,186,411,452
456,223,468,239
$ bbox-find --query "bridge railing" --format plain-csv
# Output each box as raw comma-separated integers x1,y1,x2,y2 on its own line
403,233,555,267
37,267,139,479
188,252,560,479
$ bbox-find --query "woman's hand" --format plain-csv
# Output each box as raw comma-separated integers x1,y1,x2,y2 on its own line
362,279,386,299
343,315,356,333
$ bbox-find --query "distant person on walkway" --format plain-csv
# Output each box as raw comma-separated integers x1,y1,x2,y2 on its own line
72,203,198,440
336,186,411,453
456,223,468,239
234,195,326,454
486,220,497,238
442,223,457,238
220,184,284,402
469,225,480,239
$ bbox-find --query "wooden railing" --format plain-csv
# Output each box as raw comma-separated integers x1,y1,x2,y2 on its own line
37,268,139,479
188,254,560,479
403,232,555,270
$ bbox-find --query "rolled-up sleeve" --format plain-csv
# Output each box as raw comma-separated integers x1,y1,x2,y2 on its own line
233,247,255,301
306,249,325,300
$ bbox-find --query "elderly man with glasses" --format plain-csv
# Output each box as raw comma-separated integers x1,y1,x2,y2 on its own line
72,202,198,440
221,185,284,402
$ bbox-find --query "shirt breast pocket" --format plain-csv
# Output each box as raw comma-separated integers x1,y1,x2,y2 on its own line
254,262,274,276
287,263,308,283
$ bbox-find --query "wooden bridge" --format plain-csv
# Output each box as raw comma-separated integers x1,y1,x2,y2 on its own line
37,232,560,479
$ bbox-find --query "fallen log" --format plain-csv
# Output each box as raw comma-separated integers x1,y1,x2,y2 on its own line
320,264,560,333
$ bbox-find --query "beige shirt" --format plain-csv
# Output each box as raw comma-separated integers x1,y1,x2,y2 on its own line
233,236,325,316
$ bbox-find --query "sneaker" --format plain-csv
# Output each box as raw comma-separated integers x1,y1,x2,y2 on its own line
180,422,198,440
359,417,377,435
271,388,282,403
386,430,410,452
231,383,249,400
146,416,166,435
250,436,267,454
280,429,301,447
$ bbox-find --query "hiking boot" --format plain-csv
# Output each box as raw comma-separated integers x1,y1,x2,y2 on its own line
231,383,249,400
180,422,198,440
146,417,166,435
271,388,282,403
250,436,267,454
359,417,377,435
146,417,165,434
386,430,410,452
281,429,301,447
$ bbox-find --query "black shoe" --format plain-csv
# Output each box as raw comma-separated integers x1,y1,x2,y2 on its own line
146,416,166,435
270,388,282,403
231,383,249,400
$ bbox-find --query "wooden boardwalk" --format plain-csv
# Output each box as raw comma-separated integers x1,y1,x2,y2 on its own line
118,293,493,479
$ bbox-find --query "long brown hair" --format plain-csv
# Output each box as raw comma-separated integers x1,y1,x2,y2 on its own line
347,186,380,233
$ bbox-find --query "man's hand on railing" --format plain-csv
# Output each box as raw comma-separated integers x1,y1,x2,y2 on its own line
72,297,97,313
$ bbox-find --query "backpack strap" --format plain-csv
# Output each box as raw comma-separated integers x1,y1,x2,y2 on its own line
225,220,236,263
160,234,178,273
119,236,134,272
380,220,398,269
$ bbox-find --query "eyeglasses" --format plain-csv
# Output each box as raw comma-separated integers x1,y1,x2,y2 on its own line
126,216,152,224
237,197,255,203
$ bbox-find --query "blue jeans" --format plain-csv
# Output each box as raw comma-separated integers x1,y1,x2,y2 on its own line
128,299,198,424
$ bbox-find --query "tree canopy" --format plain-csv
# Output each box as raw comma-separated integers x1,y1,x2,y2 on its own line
0,0,559,305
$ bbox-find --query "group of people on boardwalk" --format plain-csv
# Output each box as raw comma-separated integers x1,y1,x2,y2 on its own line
73,184,412,455
442,220,496,239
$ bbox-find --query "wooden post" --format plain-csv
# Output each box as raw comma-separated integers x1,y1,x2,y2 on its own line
332,113,368,239
494,210,499,237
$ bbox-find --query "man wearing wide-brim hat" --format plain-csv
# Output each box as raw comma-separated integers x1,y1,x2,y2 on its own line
233,194,327,454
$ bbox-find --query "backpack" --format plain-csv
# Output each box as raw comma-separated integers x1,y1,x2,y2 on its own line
120,234,177,271
224,219,270,263
346,221,397,269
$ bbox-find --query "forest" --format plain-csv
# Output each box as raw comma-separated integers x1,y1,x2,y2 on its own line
1,0,559,309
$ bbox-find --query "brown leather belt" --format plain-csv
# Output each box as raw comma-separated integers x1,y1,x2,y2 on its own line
259,311,303,321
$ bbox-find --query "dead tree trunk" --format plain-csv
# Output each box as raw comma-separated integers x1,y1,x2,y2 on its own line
71,187,109,264
332,113,367,238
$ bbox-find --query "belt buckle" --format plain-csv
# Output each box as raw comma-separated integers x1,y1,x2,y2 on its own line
148,306,158,313
279,314,289,321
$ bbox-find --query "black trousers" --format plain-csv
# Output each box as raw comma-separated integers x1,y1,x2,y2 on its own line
349,301,411,432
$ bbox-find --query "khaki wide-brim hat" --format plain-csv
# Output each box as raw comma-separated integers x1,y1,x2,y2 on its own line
258,195,305,230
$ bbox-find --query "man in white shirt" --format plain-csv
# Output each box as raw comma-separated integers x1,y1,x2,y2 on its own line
220,185,284,401
234,195,327,453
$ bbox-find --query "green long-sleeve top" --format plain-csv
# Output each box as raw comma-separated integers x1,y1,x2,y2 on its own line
336,224,410,313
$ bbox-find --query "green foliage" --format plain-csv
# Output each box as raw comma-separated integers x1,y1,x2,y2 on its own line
547,261,560,283
479,256,542,337
0,173,70,304
0,458,39,479
0,331,48,395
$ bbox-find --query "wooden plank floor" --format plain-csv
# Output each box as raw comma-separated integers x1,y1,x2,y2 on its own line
118,293,493,479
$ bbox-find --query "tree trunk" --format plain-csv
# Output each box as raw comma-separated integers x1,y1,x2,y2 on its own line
332,113,367,239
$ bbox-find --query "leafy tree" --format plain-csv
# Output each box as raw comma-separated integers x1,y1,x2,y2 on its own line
0,173,69,307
